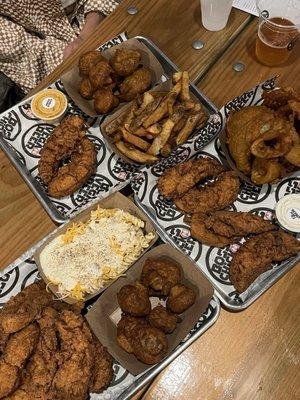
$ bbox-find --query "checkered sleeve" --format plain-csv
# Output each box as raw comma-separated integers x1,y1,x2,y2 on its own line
84,0,120,16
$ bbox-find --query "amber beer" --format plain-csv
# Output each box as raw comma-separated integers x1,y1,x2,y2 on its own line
256,17,299,66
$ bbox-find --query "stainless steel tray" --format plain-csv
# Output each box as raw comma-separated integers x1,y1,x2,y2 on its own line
0,193,220,399
0,35,218,225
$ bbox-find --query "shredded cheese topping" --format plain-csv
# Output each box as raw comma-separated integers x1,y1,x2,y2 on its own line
40,207,155,300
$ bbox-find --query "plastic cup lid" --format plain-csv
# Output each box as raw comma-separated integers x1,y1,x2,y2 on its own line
275,194,300,233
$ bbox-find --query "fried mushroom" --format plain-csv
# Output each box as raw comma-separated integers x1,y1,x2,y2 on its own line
167,284,196,314
117,282,151,316
141,259,181,296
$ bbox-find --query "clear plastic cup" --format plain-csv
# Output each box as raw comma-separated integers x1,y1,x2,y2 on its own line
200,0,233,31
256,0,300,66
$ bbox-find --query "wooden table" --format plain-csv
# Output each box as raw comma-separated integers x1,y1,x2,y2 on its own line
0,1,299,399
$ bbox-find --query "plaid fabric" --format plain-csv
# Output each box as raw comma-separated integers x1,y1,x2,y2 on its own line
0,0,120,93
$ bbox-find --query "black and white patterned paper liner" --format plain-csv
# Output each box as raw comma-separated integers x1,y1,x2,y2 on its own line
132,78,300,308
0,243,219,400
0,32,141,221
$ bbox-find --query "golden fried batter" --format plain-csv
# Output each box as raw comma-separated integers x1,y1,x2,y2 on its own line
190,211,276,248
141,259,181,296
157,157,224,199
167,284,196,314
78,50,107,76
147,305,181,334
117,282,151,316
38,116,97,198
230,230,300,293
116,314,149,354
79,77,93,99
119,68,152,102
131,326,168,365
174,171,240,214
226,106,275,174
93,87,119,114
89,61,112,91
251,157,283,185
110,48,141,76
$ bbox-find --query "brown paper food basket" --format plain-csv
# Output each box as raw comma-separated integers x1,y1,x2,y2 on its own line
100,79,208,165
60,38,165,116
34,192,158,304
86,243,214,375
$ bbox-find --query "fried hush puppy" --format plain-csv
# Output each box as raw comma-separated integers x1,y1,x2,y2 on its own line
132,326,168,365
89,61,113,91
79,77,93,100
110,48,141,76
118,67,152,102
78,50,107,76
147,305,181,334
117,282,151,316
117,314,149,353
93,87,119,114
140,259,181,296
166,284,196,314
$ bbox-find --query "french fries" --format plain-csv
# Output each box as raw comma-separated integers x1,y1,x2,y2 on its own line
103,71,208,164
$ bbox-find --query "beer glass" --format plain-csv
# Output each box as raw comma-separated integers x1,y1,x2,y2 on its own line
200,0,233,31
256,0,300,66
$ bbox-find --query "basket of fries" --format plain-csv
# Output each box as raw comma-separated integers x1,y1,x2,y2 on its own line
101,71,208,164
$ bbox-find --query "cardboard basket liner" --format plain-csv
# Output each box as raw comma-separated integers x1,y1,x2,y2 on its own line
0,226,219,400
86,243,214,375
34,192,158,304
131,77,300,310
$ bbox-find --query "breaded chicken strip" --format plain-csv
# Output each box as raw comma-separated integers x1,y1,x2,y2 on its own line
189,211,276,247
157,157,224,199
175,171,240,214
230,230,300,293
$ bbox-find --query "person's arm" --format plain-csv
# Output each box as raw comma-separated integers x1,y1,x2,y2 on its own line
63,0,119,58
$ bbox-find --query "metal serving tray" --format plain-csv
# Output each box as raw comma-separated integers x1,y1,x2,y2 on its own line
0,189,220,400
0,34,218,225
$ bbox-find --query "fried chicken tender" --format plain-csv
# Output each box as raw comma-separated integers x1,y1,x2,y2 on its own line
131,327,168,365
110,48,141,76
147,305,181,334
78,50,107,76
140,259,181,296
0,324,39,398
79,77,93,99
175,171,240,214
0,281,52,335
93,87,119,114
89,340,113,393
117,282,151,316
166,284,196,314
230,230,300,293
226,106,275,174
89,61,113,91
117,314,149,354
119,68,152,102
189,211,276,248
157,157,224,199
39,116,97,198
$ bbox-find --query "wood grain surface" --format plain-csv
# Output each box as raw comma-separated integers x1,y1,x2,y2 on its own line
29,0,250,95
0,2,299,400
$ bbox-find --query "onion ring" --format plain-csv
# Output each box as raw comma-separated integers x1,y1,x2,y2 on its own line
251,158,282,185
